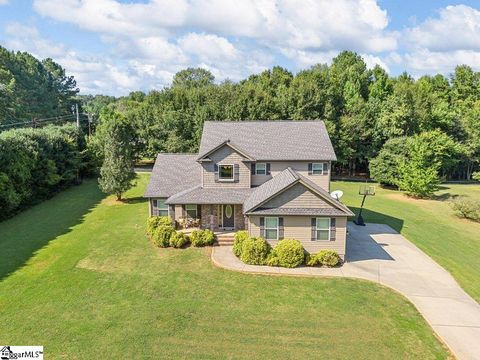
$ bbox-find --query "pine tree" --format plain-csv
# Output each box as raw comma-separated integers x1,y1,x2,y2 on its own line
98,111,135,200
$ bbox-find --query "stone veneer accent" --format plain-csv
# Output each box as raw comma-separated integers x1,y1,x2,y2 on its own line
200,204,245,231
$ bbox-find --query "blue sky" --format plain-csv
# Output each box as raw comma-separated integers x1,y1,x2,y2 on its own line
1,0,479,95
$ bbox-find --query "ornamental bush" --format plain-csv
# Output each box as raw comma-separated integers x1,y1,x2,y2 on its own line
152,225,175,248
233,230,249,257
306,250,341,267
147,216,173,235
190,229,216,247
239,237,271,265
451,198,480,221
268,239,304,268
169,231,190,248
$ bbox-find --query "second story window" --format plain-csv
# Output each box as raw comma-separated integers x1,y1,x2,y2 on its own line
310,162,328,175
255,163,266,175
219,164,234,181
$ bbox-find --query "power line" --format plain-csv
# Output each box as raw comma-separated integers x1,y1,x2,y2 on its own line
0,112,89,130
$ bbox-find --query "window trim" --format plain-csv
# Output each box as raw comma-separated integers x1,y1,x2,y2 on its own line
315,217,331,241
255,162,267,175
153,199,169,217
218,164,235,182
185,204,198,219
264,216,279,240
312,162,328,175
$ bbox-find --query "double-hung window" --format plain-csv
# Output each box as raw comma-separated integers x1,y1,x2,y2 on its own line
255,163,266,175
315,218,330,241
312,162,328,175
153,199,168,216
219,164,234,181
265,217,279,240
185,204,198,219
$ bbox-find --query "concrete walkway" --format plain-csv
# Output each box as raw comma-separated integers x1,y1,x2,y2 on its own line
211,223,480,360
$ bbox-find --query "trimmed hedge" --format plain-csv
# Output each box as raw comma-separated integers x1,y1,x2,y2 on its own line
239,237,271,265
306,250,341,267
233,230,249,257
190,229,216,247
267,239,304,268
169,231,190,248
0,124,87,220
152,225,175,248
147,215,173,235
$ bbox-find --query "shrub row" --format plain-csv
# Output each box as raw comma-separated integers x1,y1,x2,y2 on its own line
233,231,341,268
0,124,90,220
147,216,216,248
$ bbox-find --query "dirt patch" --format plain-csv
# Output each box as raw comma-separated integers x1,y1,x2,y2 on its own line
385,193,432,204
101,197,125,206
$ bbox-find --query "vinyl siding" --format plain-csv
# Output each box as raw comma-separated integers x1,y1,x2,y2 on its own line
261,183,331,209
202,145,251,188
251,161,330,191
247,216,347,259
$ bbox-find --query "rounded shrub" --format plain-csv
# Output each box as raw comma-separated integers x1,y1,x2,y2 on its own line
239,237,271,265
147,216,173,235
152,225,175,248
316,250,341,267
190,229,216,247
233,230,249,257
169,231,190,248
306,250,341,267
269,239,304,268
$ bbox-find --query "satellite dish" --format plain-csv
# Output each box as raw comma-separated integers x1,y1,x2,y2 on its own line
330,190,344,200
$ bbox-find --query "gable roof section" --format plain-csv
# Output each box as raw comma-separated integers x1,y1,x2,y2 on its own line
197,140,255,162
144,154,200,198
198,120,337,161
243,167,353,216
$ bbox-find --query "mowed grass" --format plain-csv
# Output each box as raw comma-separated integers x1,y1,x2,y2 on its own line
0,174,449,359
335,181,480,302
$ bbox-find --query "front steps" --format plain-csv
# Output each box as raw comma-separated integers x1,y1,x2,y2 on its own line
216,232,235,246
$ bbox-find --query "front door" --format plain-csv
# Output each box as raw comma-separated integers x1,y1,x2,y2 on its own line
222,204,234,229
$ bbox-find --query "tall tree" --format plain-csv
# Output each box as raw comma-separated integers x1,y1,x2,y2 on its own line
98,110,136,201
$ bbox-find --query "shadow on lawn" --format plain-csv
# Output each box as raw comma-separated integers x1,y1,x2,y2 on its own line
349,206,404,233
0,180,105,281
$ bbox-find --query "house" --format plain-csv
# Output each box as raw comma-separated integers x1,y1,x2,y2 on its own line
144,121,354,259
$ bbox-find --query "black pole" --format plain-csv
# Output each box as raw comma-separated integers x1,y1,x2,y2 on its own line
354,194,367,226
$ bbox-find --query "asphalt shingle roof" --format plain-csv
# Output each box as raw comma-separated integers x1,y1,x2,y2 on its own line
247,207,348,216
198,121,337,161
144,154,200,198
166,186,253,204
243,167,354,216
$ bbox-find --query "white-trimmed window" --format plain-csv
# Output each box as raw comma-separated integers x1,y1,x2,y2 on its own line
316,218,330,241
219,164,234,181
185,204,197,219
265,217,279,240
312,162,328,175
153,199,168,216
255,163,266,175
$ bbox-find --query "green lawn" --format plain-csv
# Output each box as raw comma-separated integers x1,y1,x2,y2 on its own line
0,174,449,359
334,181,480,302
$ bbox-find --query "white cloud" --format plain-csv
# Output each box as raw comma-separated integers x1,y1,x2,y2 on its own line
178,33,239,62
405,5,480,52
399,5,480,75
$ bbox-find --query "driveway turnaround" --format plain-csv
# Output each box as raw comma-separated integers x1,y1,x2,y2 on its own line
211,223,480,360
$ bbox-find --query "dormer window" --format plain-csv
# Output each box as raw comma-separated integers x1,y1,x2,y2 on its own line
219,164,234,181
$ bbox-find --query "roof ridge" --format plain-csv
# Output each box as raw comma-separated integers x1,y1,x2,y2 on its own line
286,167,300,180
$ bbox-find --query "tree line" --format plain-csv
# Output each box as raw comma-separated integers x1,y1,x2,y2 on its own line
84,52,479,192
0,46,78,125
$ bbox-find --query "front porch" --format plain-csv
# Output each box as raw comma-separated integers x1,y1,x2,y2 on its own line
198,204,246,232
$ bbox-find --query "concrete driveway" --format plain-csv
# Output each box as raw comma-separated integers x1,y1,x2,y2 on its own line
211,223,480,360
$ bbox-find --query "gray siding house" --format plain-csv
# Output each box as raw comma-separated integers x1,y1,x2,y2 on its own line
144,121,354,259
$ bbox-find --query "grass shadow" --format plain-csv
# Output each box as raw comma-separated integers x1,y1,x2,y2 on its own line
122,196,145,204
0,180,104,281
349,206,404,233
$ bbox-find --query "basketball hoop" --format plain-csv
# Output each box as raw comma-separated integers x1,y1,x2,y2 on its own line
354,184,375,226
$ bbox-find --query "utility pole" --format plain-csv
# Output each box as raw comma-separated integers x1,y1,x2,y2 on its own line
75,103,80,128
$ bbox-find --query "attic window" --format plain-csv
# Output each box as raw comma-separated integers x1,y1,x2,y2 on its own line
255,163,266,175
219,164,234,181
